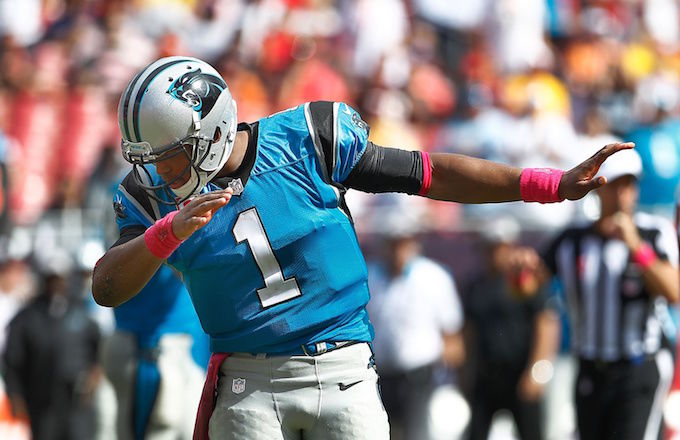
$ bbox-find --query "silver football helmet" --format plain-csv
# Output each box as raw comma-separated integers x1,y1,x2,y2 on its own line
118,56,237,205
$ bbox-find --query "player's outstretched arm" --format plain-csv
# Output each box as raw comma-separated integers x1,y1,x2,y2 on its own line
92,189,233,307
427,142,635,203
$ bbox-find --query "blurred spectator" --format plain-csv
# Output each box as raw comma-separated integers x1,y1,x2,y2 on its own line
366,195,465,440
0,130,11,235
0,0,44,46
3,249,101,440
238,0,287,65
351,0,409,78
463,217,559,440
0,256,33,357
411,0,487,76
489,0,552,73
643,0,680,48
181,0,245,61
277,56,351,110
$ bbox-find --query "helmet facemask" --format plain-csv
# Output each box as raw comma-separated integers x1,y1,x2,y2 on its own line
122,121,223,205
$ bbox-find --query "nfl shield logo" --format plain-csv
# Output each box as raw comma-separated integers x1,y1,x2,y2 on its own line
232,378,246,394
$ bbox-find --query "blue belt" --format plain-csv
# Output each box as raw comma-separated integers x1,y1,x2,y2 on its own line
252,340,364,358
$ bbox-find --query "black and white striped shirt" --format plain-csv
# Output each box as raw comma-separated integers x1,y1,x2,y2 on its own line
544,213,678,362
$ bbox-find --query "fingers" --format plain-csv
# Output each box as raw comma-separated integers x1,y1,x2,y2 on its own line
185,216,212,228
184,189,233,216
592,142,635,167
173,189,235,239
193,197,231,216
582,175,607,192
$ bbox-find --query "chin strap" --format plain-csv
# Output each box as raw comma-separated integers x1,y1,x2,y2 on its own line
171,167,201,201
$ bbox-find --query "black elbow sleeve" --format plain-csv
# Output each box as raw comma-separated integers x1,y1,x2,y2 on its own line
343,142,424,195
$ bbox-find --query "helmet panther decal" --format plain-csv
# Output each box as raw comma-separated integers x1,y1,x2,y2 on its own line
167,68,227,119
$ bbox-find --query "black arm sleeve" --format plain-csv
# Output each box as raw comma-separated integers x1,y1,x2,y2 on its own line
342,142,424,195
111,225,146,248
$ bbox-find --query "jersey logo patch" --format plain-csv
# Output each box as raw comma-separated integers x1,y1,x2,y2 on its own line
232,378,246,394
351,112,369,134
113,195,127,218
228,178,244,196
341,103,369,134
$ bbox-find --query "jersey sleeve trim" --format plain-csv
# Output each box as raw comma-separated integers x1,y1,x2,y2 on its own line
332,102,340,175
304,101,335,183
118,177,157,225
111,225,146,248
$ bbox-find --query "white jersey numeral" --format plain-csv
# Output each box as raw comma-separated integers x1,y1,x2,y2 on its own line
233,208,302,308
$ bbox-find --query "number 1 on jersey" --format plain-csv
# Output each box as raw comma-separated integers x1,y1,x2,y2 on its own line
233,208,302,308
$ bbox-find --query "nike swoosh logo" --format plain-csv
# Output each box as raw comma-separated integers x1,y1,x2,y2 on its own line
338,380,362,391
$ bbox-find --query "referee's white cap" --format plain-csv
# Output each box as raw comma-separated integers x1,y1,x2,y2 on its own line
479,216,521,244
596,148,643,183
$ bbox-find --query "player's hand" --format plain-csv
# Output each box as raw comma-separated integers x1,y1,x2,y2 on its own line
558,142,635,200
171,188,233,240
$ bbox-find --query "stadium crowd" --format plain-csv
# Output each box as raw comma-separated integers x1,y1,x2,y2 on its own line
0,0,679,439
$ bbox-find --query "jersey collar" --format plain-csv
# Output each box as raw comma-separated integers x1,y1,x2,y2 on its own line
212,121,258,194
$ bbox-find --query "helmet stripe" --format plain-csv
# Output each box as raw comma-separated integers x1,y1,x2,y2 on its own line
121,68,145,143
131,58,192,142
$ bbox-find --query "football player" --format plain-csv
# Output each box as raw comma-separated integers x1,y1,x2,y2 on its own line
101,265,207,440
92,56,634,440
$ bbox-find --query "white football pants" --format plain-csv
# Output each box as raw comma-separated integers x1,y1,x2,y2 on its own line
209,342,390,440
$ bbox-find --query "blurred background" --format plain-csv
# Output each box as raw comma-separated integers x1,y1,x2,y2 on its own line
0,0,679,439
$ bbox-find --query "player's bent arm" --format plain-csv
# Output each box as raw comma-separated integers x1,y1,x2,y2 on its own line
92,236,165,307
93,189,233,307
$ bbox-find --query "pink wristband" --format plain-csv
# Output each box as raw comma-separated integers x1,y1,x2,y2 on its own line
632,243,657,269
520,168,564,203
144,210,183,259
418,151,432,196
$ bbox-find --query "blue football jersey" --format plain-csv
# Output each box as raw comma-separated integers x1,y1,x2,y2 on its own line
114,101,375,354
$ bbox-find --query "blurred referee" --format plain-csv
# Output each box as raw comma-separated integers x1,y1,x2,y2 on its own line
542,149,679,440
